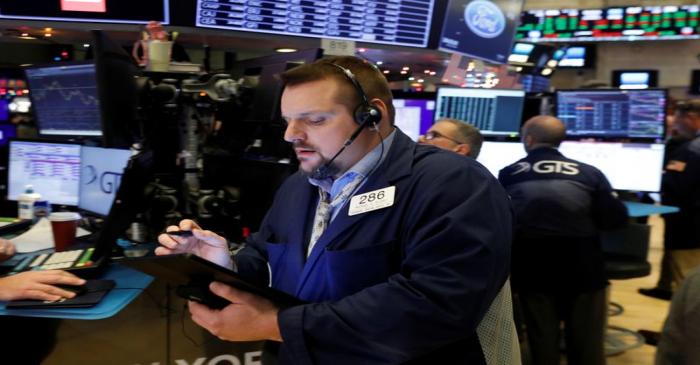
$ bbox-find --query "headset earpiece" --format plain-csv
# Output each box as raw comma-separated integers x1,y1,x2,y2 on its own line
354,104,382,126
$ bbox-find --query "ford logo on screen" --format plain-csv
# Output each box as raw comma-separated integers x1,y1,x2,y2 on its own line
464,0,506,39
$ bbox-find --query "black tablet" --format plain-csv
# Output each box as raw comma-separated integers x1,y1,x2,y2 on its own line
117,253,303,308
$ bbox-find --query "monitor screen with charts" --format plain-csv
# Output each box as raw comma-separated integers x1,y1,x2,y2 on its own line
435,88,526,136
8,140,81,205
477,141,665,191
79,146,132,216
25,63,102,137
556,89,666,139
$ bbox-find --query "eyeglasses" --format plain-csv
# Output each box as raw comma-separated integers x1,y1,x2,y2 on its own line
423,130,465,145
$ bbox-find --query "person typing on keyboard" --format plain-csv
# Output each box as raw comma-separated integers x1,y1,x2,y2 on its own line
0,240,86,301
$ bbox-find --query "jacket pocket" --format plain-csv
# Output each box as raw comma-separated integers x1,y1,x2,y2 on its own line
324,239,397,298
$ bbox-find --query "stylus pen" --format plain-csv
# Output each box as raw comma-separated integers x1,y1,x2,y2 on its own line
166,230,194,237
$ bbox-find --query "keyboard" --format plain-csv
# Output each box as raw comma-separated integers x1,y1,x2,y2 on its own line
10,248,97,273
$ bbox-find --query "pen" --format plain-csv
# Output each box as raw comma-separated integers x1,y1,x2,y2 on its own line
166,230,193,237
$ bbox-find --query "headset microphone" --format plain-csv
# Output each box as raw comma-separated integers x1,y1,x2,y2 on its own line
311,118,374,179
310,63,382,180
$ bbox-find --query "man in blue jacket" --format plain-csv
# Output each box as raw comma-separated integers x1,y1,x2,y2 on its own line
157,56,513,364
499,115,628,365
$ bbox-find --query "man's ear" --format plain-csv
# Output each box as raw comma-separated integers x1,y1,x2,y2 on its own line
453,144,471,157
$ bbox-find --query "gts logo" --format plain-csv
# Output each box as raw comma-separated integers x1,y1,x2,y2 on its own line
512,160,580,175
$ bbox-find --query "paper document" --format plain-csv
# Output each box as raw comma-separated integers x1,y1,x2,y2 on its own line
10,218,91,253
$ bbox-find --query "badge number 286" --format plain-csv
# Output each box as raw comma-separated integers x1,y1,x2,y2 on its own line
348,186,396,216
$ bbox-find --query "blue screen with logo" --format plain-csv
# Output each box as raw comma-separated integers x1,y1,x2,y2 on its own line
438,0,524,64
79,146,131,216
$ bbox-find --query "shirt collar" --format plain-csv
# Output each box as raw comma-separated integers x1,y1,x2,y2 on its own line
309,128,397,196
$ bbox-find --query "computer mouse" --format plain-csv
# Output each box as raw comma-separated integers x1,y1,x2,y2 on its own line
55,283,87,296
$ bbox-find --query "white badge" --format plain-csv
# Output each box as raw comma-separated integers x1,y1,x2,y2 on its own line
348,186,396,216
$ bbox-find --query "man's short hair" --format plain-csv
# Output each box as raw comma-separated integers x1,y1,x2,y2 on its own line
676,99,700,116
437,118,484,158
279,56,395,124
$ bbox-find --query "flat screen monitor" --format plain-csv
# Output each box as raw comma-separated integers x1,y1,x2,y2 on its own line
691,69,700,95
435,87,526,136
196,0,436,48
0,124,17,147
8,140,81,206
477,141,526,177
556,89,666,139
0,99,8,121
612,70,658,90
559,141,665,192
392,92,436,141
516,6,700,42
0,0,169,24
558,45,596,68
438,0,525,64
79,146,132,216
476,140,665,191
508,43,535,64
25,62,102,138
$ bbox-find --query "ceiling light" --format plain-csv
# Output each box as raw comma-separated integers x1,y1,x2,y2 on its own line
20,32,28,37
429,71,436,76
376,61,383,65
424,70,430,74
382,70,389,74
44,28,52,32
408,77,415,81
358,48,366,53
400,70,407,74
402,66,409,71
44,33,52,37
275,48,297,53
418,79,424,83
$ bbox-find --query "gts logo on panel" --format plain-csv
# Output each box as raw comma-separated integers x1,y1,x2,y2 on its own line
511,160,580,175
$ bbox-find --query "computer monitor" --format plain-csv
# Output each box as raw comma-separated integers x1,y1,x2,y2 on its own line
392,91,436,141
612,70,658,90
558,45,596,69
24,62,102,138
435,87,526,136
0,99,9,121
476,141,526,177
8,140,81,206
0,124,17,147
78,146,132,216
559,141,664,192
476,140,665,191
556,89,666,139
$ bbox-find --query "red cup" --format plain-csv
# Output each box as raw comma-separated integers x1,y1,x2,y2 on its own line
49,212,81,252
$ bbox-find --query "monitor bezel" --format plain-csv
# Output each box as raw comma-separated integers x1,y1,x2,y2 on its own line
77,145,132,217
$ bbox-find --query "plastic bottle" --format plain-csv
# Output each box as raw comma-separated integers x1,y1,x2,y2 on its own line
18,185,42,220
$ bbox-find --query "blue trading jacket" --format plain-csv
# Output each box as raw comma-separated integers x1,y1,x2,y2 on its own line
499,147,628,292
235,129,513,365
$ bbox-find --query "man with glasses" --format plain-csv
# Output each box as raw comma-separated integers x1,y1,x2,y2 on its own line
419,118,484,158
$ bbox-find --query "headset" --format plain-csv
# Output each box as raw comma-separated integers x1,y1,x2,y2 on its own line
310,63,383,179
327,63,383,126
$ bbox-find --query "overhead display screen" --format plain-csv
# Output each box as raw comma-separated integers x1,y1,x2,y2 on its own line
438,0,524,64
196,0,436,48
517,5,700,42
0,0,169,24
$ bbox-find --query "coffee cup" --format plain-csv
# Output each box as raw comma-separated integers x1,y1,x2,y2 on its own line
49,212,81,252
